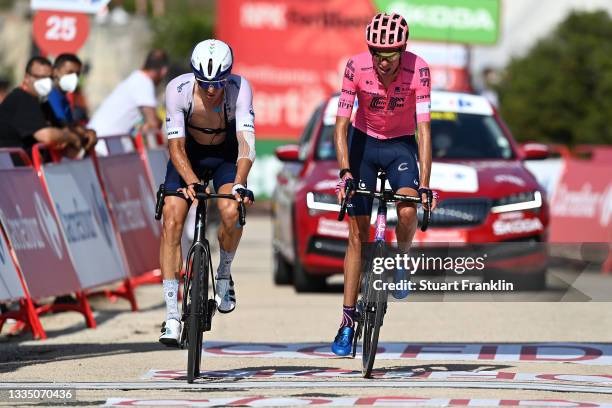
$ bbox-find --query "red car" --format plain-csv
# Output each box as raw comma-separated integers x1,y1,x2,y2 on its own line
272,91,550,292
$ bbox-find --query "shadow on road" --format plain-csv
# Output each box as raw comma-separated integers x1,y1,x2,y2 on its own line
0,340,166,374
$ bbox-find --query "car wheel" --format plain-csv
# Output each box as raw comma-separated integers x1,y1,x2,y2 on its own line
484,268,547,291
293,259,326,293
273,250,293,285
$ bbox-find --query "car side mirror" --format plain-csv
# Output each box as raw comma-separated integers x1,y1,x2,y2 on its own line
275,144,301,162
522,142,550,160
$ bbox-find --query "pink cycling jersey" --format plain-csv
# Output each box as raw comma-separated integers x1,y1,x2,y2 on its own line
337,51,431,139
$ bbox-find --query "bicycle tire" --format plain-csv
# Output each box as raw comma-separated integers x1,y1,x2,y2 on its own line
187,245,207,383
361,241,387,377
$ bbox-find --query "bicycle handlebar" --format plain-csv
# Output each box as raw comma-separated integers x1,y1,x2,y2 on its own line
337,185,432,231
154,184,247,226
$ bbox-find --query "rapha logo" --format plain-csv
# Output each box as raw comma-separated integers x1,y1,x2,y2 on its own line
34,192,63,260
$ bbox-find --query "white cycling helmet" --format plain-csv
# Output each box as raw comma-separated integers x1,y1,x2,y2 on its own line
190,39,233,81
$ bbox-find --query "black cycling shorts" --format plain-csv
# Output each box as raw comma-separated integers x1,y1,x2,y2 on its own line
348,128,420,216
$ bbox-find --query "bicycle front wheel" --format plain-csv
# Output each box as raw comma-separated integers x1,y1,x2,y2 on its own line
361,241,387,378
186,245,209,383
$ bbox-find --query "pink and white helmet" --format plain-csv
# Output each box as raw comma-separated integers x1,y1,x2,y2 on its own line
366,13,409,50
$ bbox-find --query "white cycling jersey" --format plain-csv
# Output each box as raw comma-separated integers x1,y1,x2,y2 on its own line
164,73,255,140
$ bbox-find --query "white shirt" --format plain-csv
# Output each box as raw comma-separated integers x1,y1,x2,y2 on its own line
89,70,157,138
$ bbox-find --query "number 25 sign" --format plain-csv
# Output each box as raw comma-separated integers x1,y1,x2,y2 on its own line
33,10,89,55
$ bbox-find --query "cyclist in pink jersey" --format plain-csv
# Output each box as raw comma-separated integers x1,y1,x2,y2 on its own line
332,13,438,356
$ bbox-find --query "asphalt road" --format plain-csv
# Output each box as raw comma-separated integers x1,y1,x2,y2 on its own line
1,215,611,407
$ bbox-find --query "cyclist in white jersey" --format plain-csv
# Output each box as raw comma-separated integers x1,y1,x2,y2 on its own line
159,39,256,346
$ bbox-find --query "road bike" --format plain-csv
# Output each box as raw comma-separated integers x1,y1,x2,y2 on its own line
155,172,246,383
338,171,431,377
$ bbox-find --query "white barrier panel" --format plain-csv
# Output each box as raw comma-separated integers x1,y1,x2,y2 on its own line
145,148,168,189
0,230,25,302
0,168,81,299
42,158,128,288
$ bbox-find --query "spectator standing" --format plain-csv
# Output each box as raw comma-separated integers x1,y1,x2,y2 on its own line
89,49,168,155
0,57,80,156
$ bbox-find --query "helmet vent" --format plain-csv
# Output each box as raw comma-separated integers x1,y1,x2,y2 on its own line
207,58,213,77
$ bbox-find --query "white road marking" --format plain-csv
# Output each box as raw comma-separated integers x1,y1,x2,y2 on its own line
143,368,612,385
103,396,612,407
1,380,611,394
199,342,612,365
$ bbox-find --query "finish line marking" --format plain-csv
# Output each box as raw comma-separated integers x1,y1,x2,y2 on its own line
103,396,612,407
1,380,611,394
199,342,612,365
144,368,612,386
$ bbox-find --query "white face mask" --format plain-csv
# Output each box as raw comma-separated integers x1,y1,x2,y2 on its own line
59,73,79,93
33,77,53,99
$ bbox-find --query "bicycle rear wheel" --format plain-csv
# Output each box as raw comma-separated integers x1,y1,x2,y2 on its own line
361,241,387,377
186,244,209,383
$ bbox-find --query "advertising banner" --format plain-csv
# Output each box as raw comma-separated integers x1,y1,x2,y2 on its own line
96,154,160,276
42,158,128,288
0,229,25,302
217,0,480,139
0,169,80,299
550,160,612,243
31,0,110,14
380,0,500,44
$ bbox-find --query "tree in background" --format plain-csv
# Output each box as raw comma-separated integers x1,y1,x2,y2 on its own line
150,0,215,69
497,10,612,146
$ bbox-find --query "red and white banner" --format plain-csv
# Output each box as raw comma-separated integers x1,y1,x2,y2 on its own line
41,158,128,288
0,229,25,302
550,160,612,243
217,0,470,139
96,154,160,276
0,168,80,299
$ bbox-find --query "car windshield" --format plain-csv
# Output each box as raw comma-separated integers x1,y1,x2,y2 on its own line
316,112,514,160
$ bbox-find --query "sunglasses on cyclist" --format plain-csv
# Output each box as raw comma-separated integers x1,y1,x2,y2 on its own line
196,78,227,90
370,49,402,62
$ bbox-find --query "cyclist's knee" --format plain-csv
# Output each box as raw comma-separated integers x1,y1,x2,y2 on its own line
218,200,238,226
397,203,417,223
162,204,186,242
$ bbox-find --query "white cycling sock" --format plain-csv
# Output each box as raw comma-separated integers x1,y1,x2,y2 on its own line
163,279,180,321
216,248,236,279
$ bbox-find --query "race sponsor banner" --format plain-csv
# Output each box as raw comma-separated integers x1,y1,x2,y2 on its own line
199,342,612,365
41,158,128,288
217,0,472,139
104,397,612,407
550,160,612,243
0,168,80,299
380,0,500,44
97,154,160,276
0,230,25,302
144,368,612,384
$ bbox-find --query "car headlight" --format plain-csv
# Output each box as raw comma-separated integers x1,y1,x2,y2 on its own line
306,192,340,212
491,191,542,213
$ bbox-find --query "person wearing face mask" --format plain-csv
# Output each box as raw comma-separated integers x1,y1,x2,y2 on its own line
89,49,169,155
47,53,97,156
0,56,81,156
